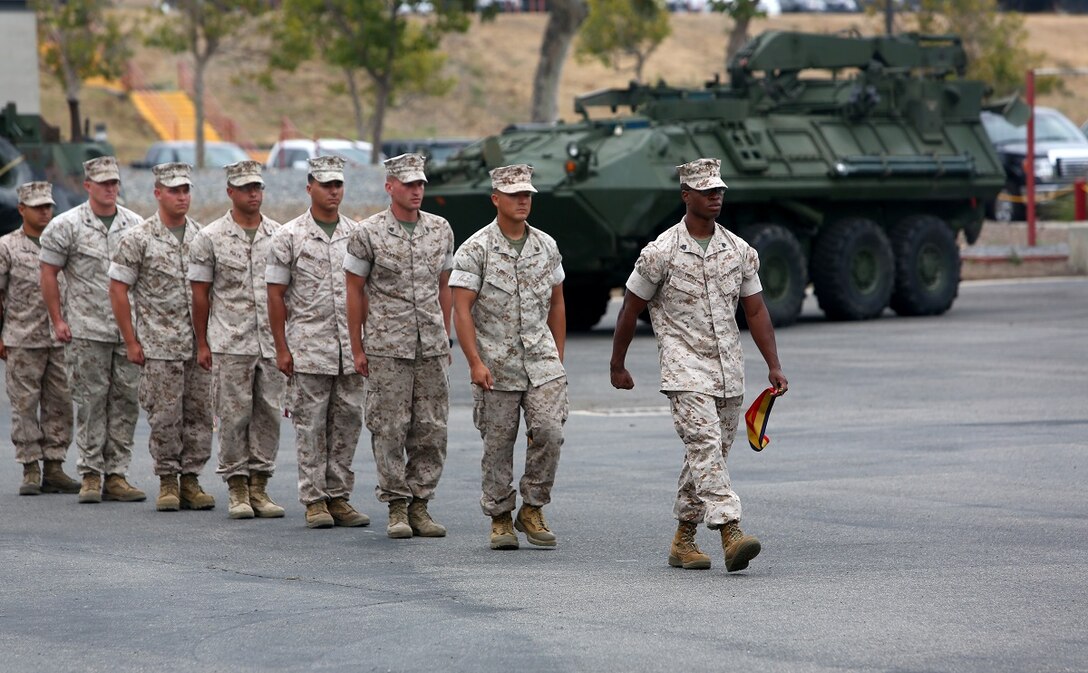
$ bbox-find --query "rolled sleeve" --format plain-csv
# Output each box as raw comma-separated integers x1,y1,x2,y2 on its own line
343,253,371,278
265,263,291,286
38,246,68,268
448,269,481,291
739,274,763,298
552,263,565,286
625,269,659,301
108,262,138,287
187,263,214,283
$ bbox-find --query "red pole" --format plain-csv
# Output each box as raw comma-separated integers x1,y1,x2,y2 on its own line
1026,69,1037,247
1077,178,1087,221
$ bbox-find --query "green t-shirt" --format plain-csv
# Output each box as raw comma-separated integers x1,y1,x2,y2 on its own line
314,217,338,239
168,224,185,244
694,235,712,252
99,214,117,231
398,219,417,237
242,227,258,241
503,231,528,255
27,236,40,248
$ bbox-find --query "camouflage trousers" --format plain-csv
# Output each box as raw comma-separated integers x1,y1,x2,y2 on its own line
365,353,449,504
666,392,743,527
472,377,568,517
212,354,285,480
288,372,364,505
139,358,213,476
5,346,72,463
67,338,140,477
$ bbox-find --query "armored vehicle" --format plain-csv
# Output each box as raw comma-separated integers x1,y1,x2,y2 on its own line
0,103,114,235
424,30,1011,330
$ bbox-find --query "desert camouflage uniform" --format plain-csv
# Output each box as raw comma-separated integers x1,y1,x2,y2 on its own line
449,220,569,516
109,212,212,476
39,201,142,476
626,221,763,527
0,229,72,464
189,212,285,479
345,208,454,504
267,210,364,505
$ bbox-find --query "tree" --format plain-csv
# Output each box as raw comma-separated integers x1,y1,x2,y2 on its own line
576,0,670,84
35,0,131,142
268,0,470,162
531,0,589,123
911,0,1045,98
145,0,267,168
709,0,764,68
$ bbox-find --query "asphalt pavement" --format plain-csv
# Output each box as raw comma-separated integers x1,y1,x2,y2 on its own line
2,277,1086,673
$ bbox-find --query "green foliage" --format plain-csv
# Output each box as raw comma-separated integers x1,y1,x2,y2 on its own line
35,0,131,92
874,0,1049,98
144,0,266,61
708,0,763,23
576,0,671,82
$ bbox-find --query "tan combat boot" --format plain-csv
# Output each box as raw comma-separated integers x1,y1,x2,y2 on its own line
515,504,557,547
178,474,215,510
490,512,519,550
721,521,761,573
157,475,180,511
386,500,413,538
408,498,447,537
248,472,284,518
103,474,146,502
305,501,334,529
41,460,81,494
668,522,712,570
19,462,41,496
327,497,370,527
227,475,254,519
78,473,102,504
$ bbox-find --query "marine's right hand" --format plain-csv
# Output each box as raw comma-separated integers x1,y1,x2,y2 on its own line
276,349,294,377
610,367,635,390
0,339,7,361
354,350,369,377
196,343,213,371
126,341,145,366
53,320,72,343
470,361,494,390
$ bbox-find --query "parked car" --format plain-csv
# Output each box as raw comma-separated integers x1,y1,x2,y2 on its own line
980,106,1088,221
131,140,250,169
265,138,378,170
381,137,476,169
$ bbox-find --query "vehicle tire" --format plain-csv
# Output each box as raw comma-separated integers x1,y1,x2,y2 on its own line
563,280,611,332
810,217,894,321
735,224,807,328
888,214,960,316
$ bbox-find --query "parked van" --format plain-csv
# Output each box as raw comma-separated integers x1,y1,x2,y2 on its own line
266,138,379,169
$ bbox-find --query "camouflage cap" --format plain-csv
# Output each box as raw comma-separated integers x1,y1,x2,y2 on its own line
677,158,728,190
308,155,345,183
225,159,265,187
490,164,537,194
152,162,193,188
383,153,427,183
17,181,55,207
83,156,121,183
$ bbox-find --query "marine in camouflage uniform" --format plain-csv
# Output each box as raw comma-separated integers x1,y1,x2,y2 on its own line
109,162,215,513
450,164,569,551
610,158,789,573
267,155,369,529
1,182,78,496
39,156,145,504
190,160,286,520
344,153,453,539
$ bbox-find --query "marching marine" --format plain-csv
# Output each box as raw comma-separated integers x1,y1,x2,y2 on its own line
190,160,286,519
345,153,454,539
267,155,369,529
450,164,569,550
39,156,145,504
109,162,215,512
1,182,77,495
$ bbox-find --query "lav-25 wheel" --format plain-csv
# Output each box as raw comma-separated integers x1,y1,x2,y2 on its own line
736,223,807,328
889,214,960,316
810,217,894,321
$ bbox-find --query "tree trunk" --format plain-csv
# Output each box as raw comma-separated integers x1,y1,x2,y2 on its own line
725,16,751,68
530,0,588,123
371,79,390,165
344,68,367,142
62,61,83,142
194,56,207,169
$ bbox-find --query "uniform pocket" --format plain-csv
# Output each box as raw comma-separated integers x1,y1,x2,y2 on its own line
295,253,329,279
471,384,486,431
667,271,705,298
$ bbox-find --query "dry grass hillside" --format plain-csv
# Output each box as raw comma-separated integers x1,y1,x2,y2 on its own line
37,11,1088,162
